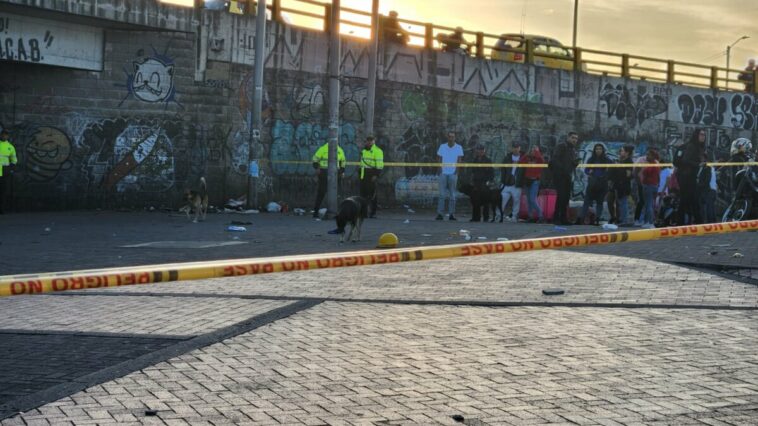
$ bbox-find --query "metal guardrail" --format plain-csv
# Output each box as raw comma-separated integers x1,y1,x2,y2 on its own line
230,0,757,94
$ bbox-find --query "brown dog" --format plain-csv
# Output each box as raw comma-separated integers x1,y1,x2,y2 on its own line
183,177,208,223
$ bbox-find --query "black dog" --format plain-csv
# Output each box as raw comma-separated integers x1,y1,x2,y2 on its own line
459,183,503,222
335,196,368,242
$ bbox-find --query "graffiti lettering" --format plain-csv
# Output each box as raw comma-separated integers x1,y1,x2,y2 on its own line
677,94,727,126
730,94,758,130
599,83,668,127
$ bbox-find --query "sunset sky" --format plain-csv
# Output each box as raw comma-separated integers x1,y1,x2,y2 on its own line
174,0,757,70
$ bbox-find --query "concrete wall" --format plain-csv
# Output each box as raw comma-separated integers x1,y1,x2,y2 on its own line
1,4,756,211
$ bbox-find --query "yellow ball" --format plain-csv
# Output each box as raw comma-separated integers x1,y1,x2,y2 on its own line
377,232,399,248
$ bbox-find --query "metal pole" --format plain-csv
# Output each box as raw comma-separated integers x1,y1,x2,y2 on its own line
726,45,731,90
365,0,379,137
247,0,267,209
326,0,341,215
572,0,578,48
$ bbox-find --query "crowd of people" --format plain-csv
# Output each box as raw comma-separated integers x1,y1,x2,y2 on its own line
432,128,756,228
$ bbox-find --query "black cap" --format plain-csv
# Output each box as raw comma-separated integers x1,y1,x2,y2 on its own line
511,141,522,148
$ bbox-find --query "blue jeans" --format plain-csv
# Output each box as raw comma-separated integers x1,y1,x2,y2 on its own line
617,195,629,224
526,180,542,220
437,174,458,215
643,184,657,224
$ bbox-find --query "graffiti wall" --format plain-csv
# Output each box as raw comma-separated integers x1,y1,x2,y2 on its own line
1,7,756,212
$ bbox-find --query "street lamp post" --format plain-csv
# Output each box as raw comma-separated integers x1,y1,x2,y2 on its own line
572,0,578,48
726,35,749,89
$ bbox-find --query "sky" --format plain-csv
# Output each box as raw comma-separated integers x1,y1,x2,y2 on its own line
175,0,758,70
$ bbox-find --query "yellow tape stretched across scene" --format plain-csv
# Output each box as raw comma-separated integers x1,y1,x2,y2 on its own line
2,220,757,298
268,160,758,168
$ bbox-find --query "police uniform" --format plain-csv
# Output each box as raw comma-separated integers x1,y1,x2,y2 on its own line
360,143,384,217
311,142,346,217
0,134,18,214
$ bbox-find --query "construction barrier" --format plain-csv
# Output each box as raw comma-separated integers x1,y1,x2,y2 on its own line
2,220,758,298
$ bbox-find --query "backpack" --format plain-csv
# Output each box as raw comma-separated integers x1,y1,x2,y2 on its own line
697,166,712,190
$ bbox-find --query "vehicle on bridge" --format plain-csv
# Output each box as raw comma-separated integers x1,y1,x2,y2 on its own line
492,34,581,71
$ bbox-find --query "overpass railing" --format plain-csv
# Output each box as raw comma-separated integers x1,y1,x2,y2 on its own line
228,0,757,94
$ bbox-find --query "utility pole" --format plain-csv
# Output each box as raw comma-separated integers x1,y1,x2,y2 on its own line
365,0,379,137
572,0,579,48
247,0,267,209
327,0,341,215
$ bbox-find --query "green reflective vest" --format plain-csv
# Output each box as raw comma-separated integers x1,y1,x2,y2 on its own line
312,143,346,169
0,140,17,177
360,144,384,179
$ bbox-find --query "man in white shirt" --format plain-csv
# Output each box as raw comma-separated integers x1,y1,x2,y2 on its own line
436,131,464,220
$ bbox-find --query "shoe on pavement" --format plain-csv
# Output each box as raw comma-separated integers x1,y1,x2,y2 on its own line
449,215,457,221
435,214,444,221
641,223,655,229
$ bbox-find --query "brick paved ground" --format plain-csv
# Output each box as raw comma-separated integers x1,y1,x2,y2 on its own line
2,248,758,424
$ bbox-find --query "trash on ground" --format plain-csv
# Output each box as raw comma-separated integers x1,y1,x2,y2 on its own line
293,208,306,216
733,253,745,258
407,208,416,213
542,288,565,296
497,237,509,241
403,219,410,224
477,236,487,240
458,229,470,236
44,227,51,232
266,202,281,213
421,233,432,237
711,243,732,248
708,251,718,256
601,223,618,231
553,226,568,231
226,225,247,232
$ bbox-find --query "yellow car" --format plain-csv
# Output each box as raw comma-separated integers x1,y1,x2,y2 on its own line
491,34,578,71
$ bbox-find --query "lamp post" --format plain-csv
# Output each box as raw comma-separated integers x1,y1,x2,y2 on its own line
726,35,749,89
572,0,578,48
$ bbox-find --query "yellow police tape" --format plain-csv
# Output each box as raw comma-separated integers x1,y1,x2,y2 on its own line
269,160,758,168
2,220,757,298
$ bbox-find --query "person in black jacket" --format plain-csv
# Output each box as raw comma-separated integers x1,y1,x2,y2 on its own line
607,145,634,225
674,128,705,225
549,132,579,225
467,144,495,222
576,143,612,225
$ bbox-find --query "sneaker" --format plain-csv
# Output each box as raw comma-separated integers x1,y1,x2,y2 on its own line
505,215,513,222
633,220,643,227
435,214,444,221
448,215,457,221
641,223,655,229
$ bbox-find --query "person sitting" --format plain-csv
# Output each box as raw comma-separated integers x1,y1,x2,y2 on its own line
380,11,410,45
437,27,470,55
738,59,755,93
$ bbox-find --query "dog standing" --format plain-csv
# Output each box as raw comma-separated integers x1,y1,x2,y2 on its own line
459,182,503,222
184,177,208,223
335,196,368,242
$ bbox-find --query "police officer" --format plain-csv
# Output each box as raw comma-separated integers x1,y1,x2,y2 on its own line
311,141,346,218
0,130,18,214
360,135,384,218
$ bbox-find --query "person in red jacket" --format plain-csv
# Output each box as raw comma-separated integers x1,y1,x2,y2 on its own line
639,148,660,229
520,145,545,222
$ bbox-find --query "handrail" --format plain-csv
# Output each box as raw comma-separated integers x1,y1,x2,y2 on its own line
234,0,757,94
